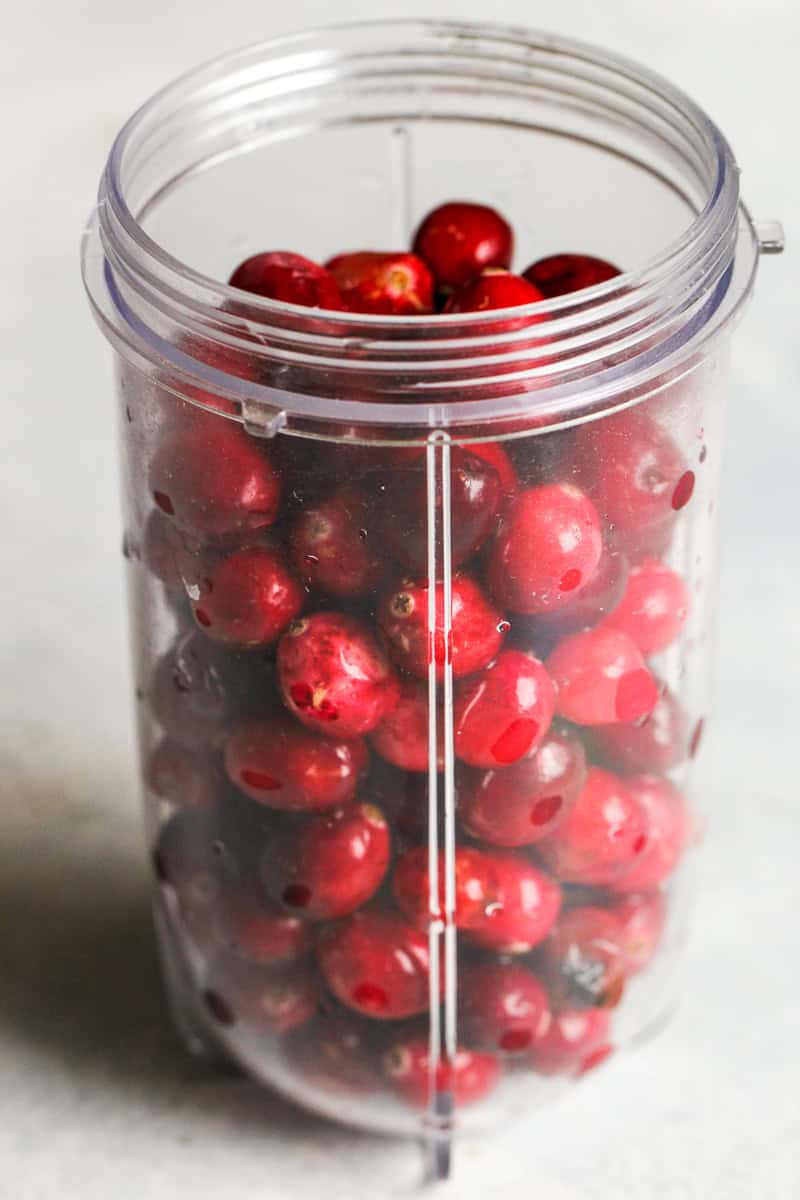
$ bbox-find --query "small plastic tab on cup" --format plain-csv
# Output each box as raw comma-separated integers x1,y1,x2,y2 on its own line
241,399,287,439
755,219,785,255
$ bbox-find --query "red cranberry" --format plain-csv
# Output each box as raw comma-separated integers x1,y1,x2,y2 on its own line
283,1014,380,1096
412,201,513,291
541,906,627,1009
149,415,282,541
205,957,319,1034
317,910,431,1019
592,686,690,773
460,962,550,1055
458,728,586,847
217,889,312,967
392,845,501,931
531,545,630,639
228,251,343,309
445,269,544,314
378,446,503,575
611,776,689,892
153,810,220,947
466,853,562,954
325,251,434,315
538,766,647,886
601,557,690,656
224,716,368,811
263,802,391,920
546,627,659,726
370,679,443,773
467,441,518,495
383,1037,500,1108
377,574,505,682
523,253,621,298
150,632,254,751
529,1008,612,1076
611,890,666,974
145,738,218,810
277,613,399,737
290,485,384,598
487,483,604,615
454,650,555,768
191,544,304,648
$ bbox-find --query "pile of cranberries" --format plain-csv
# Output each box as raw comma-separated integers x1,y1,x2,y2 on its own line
143,201,700,1115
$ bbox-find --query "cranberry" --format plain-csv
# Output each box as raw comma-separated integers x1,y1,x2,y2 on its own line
142,509,185,592
601,557,690,656
392,845,501,930
228,251,343,309
467,441,518,496
529,1008,612,1076
541,906,627,1009
454,650,555,768
523,253,621,298
150,632,255,751
290,485,384,598
277,613,399,737
205,957,319,1034
377,574,505,682
412,202,513,291
546,627,659,726
263,802,391,920
466,853,562,954
153,810,220,946
445,269,544,314
145,738,218,810
611,776,689,892
325,251,434,315
538,766,648,886
611,890,666,974
149,414,282,541
283,1014,380,1096
370,679,443,773
191,544,304,648
460,962,550,1055
224,716,368,811
383,1036,500,1108
317,909,431,1019
531,544,630,640
217,889,312,967
378,446,502,575
458,728,586,847
592,686,690,773
170,333,261,421
488,483,604,615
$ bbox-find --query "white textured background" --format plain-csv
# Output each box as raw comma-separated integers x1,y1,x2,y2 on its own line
1,2,798,1197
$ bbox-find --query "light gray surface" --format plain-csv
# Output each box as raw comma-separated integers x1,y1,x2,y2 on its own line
1,2,798,1197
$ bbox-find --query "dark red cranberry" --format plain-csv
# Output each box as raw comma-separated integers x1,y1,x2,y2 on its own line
145,738,218,810
458,728,586,847
149,414,282,541
454,650,555,768
377,445,503,575
150,632,253,751
263,802,390,920
611,776,689,893
538,766,647,886
370,679,442,773
217,889,312,967
392,845,501,931
412,202,513,291
224,715,368,811
277,613,399,738
377,574,505,682
445,268,545,314
228,251,343,309
541,906,627,1009
467,441,518,495
283,1014,380,1095
592,686,690,773
206,956,319,1033
152,810,220,947
290,485,384,598
546,627,659,726
601,557,690,655
317,910,431,1019
531,544,630,639
191,544,304,648
529,1008,612,1076
611,890,666,974
466,853,562,954
383,1037,500,1108
325,251,434,315
460,962,550,1055
487,483,604,615
523,253,621,298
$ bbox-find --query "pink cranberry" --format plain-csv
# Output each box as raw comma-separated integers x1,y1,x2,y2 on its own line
217,889,312,967
529,1008,612,1076
466,853,562,954
317,909,431,1019
149,413,282,541
592,686,690,773
445,268,544,314
370,679,443,773
290,485,384,598
601,557,690,655
454,650,555,768
412,201,513,291
611,776,689,892
488,483,604,615
460,962,550,1055
392,845,501,931
263,802,391,920
383,1036,500,1109
191,544,304,648
325,251,434,315
523,253,621,298
531,544,629,640
541,906,627,1009
546,627,659,726
283,1014,380,1096
205,957,319,1034
228,250,343,309
611,890,667,974
277,613,399,737
145,738,218,810
538,766,648,886
377,574,505,682
224,716,368,812
458,728,586,847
